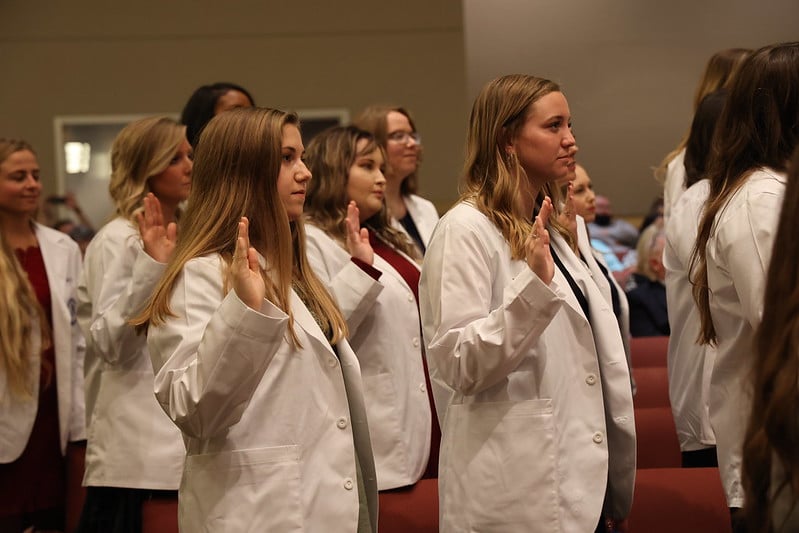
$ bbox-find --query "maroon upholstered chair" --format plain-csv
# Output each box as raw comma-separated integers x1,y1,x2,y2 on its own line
142,498,179,533
634,406,682,469
630,335,670,368
628,467,730,532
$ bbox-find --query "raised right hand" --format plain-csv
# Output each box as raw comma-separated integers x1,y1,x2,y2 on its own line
525,196,555,285
231,217,265,310
344,200,374,265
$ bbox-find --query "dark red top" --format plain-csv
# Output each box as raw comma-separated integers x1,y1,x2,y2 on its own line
369,233,441,479
0,247,66,517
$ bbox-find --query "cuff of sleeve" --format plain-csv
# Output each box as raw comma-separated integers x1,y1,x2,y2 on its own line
218,289,289,341
351,257,382,280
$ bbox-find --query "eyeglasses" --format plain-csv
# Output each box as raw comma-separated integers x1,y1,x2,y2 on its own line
387,131,421,145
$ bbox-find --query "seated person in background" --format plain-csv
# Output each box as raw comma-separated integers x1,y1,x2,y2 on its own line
626,226,669,336
638,197,664,233
588,194,639,256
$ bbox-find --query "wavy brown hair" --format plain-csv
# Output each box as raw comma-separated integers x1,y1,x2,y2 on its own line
742,145,799,532
691,42,799,345
133,107,347,345
304,126,418,260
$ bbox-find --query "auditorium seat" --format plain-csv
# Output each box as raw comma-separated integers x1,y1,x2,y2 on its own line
630,335,670,368
634,406,682,469
628,467,730,532
142,499,179,533
378,478,439,533
632,366,671,409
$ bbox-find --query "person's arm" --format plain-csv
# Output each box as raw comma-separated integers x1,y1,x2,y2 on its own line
148,219,289,440
420,202,562,396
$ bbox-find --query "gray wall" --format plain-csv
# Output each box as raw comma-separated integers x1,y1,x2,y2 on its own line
0,1,467,213
463,0,799,215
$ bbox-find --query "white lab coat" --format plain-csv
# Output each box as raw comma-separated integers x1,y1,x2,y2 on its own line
419,202,636,532
77,217,184,489
392,193,439,254
0,223,85,462
663,180,716,452
663,148,687,224
305,225,432,490
147,254,378,532
706,167,786,508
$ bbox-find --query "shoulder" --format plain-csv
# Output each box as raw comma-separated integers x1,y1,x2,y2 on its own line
87,218,139,250
406,194,439,215
34,222,81,255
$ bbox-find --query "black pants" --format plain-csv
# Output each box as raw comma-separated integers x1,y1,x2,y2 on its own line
681,446,718,468
75,486,177,533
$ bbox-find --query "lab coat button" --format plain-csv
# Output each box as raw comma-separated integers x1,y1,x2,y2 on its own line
593,431,604,444
343,478,354,490
328,357,338,368
407,293,414,302
419,383,427,393
585,374,597,385
336,417,348,429
412,337,420,348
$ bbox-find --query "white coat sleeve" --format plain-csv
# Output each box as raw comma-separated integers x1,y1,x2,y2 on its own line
305,229,383,333
78,228,166,366
716,188,782,328
419,218,563,396
147,258,289,440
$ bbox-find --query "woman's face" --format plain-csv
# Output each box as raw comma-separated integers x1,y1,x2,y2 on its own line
347,140,386,223
0,149,42,218
277,124,311,222
571,165,596,222
384,111,420,183
510,91,577,187
149,138,193,205
214,89,253,115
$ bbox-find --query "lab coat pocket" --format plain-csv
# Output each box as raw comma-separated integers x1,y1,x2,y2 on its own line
182,445,304,532
441,399,561,532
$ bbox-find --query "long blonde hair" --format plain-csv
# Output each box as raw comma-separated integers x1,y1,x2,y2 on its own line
304,126,419,260
655,48,750,182
462,74,574,259
0,225,50,399
133,107,346,345
109,117,186,222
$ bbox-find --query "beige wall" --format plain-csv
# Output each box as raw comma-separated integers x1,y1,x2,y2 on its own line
463,0,799,216
0,1,467,213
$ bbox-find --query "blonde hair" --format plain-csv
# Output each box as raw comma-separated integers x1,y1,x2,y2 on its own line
353,105,422,195
304,126,419,260
0,224,50,400
133,107,347,345
656,48,751,182
108,116,186,222
462,74,574,259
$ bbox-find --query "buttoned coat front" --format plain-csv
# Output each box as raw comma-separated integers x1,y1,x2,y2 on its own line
305,225,432,490
147,254,378,532
419,203,636,532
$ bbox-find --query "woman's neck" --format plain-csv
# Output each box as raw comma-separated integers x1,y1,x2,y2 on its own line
385,177,407,219
0,212,38,249
159,201,180,225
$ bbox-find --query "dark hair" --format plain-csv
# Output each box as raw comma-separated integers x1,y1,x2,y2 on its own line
180,82,255,147
743,145,799,533
692,42,799,344
684,90,728,188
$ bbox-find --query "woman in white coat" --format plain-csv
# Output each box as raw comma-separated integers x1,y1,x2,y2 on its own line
134,107,377,532
419,74,636,533
354,106,438,256
692,42,799,530
0,139,86,532
663,90,727,469
303,126,439,499
75,117,192,532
